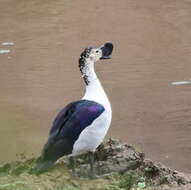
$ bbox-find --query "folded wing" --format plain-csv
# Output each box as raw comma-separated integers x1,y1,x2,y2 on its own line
41,100,105,163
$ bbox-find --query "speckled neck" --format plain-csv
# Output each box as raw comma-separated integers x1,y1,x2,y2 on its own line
79,59,98,85
79,48,97,85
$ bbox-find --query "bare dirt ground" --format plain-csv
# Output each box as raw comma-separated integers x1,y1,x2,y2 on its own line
0,0,191,174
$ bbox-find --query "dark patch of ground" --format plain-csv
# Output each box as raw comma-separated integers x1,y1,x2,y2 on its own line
0,139,190,190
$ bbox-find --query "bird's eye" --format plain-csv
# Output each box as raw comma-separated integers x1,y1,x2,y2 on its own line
96,50,99,53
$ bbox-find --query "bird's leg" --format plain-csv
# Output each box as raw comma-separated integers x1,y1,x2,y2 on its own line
88,151,96,178
69,156,76,175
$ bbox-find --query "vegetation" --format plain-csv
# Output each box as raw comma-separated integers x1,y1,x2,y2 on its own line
0,139,190,190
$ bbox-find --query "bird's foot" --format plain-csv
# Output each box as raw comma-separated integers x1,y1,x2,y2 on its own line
89,172,111,179
70,170,79,178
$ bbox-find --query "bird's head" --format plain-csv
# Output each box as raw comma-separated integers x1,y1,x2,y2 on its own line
79,42,113,66
79,42,113,85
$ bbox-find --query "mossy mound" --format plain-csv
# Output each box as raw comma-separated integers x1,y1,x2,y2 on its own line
0,139,190,190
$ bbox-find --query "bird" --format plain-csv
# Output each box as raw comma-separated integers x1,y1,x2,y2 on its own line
34,42,113,177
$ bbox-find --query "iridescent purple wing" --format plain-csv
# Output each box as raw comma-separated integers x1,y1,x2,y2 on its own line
41,100,105,162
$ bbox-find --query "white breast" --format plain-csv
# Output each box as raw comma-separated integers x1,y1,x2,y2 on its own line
72,108,111,155
72,68,112,155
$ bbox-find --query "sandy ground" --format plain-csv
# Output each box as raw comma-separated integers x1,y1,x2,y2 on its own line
0,0,191,173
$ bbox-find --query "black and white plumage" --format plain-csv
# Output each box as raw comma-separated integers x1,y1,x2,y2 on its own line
34,42,113,175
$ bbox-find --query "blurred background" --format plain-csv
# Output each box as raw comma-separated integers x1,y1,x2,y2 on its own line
0,0,191,173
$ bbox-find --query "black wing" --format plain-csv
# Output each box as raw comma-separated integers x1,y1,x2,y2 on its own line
41,100,105,163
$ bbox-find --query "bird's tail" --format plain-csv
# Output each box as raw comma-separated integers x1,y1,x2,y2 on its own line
31,157,55,175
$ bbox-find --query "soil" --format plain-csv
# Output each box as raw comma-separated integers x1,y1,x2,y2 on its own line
0,139,190,190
